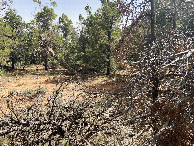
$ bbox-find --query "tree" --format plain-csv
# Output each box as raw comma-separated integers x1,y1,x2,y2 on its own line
78,1,122,74
35,6,57,32
20,21,41,67
100,0,122,74
35,6,57,70
3,10,25,69
58,13,73,39
0,0,12,12
0,18,12,67
34,11,78,74
116,0,194,145
58,13,79,68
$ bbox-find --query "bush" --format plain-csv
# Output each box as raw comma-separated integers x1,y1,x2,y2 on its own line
22,86,47,100
0,68,6,76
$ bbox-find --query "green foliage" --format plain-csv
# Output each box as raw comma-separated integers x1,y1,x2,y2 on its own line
0,1,122,73
49,58,59,70
0,18,12,65
0,68,6,76
155,0,194,31
4,10,23,30
33,0,57,7
21,21,42,65
59,13,73,39
78,1,122,72
50,1,57,7
35,6,57,32
23,86,47,99
34,7,57,70
1,10,27,69
57,13,80,69
1,0,191,74
178,2,194,31
33,0,41,5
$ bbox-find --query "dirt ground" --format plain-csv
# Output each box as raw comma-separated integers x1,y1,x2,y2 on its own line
0,66,115,96
0,65,130,115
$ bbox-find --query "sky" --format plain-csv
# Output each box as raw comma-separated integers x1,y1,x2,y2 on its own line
8,0,102,26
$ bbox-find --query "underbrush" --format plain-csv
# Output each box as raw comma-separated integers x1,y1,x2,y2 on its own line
7,86,47,101
0,69,6,76
22,86,47,99
0,136,9,145
0,64,193,145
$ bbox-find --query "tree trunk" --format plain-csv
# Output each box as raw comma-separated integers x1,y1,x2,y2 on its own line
106,45,111,75
106,22,113,75
11,59,15,70
10,52,15,70
150,0,156,41
150,0,157,103
172,0,176,29
44,52,48,70
150,0,160,143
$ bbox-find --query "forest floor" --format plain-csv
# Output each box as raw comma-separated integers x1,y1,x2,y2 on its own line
0,65,131,115
0,65,151,145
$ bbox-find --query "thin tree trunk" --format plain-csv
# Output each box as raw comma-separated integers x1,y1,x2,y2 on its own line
11,52,15,70
106,44,111,75
11,59,15,70
44,52,48,70
172,0,176,29
106,20,113,75
150,0,158,103
150,0,156,41
150,0,160,143
10,30,16,70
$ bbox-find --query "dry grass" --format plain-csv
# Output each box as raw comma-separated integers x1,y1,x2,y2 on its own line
0,65,130,116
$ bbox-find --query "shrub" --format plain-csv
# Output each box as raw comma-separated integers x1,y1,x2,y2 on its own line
0,68,6,76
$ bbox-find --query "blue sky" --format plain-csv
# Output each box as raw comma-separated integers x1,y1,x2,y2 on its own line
10,0,102,26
